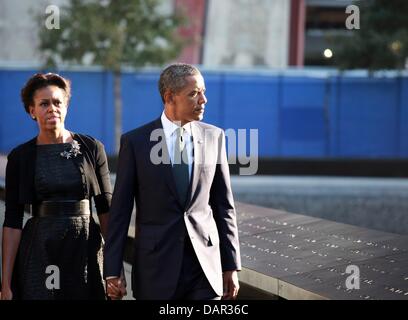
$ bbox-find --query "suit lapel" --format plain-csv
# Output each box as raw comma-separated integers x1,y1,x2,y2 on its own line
186,122,204,208
151,118,181,207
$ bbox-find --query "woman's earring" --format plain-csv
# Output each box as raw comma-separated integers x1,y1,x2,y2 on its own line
32,116,36,120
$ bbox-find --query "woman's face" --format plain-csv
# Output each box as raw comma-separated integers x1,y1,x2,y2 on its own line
29,85,68,132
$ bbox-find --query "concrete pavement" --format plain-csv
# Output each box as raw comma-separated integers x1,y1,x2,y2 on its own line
231,175,408,235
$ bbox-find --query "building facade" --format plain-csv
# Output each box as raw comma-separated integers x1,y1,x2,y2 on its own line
0,0,311,68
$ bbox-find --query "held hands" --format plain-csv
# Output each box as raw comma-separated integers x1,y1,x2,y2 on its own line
0,286,13,300
106,271,127,300
222,270,240,300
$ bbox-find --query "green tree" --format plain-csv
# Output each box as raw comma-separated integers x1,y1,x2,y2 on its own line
335,0,408,70
38,0,185,153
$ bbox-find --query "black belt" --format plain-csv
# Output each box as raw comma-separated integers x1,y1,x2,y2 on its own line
33,200,90,217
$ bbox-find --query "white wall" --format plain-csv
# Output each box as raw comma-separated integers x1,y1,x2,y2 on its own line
0,0,69,65
203,0,290,68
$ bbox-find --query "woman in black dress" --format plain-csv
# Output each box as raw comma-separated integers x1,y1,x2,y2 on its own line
1,73,119,299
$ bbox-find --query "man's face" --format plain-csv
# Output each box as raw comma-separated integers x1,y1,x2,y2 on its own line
171,74,207,126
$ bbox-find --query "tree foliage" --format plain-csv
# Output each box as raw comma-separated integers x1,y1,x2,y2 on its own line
335,0,408,70
37,0,186,153
39,0,185,71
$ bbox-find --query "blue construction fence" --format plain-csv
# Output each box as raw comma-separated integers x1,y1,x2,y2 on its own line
0,67,407,158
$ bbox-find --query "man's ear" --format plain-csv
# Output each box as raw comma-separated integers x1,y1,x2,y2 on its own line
164,90,174,105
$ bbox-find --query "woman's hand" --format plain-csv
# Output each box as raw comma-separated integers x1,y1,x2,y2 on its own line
106,277,127,300
0,286,13,300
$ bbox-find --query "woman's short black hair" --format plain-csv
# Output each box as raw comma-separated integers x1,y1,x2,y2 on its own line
21,73,72,114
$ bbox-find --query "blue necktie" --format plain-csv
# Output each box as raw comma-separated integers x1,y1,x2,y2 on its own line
172,127,189,206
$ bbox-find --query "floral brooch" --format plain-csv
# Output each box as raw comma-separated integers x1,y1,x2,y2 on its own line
60,140,82,159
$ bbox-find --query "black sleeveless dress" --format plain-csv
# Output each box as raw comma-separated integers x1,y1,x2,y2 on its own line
14,143,105,300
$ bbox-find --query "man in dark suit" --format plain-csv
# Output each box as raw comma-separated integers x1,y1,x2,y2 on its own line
104,63,241,300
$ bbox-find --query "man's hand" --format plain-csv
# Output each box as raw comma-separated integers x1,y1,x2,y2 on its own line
106,276,127,300
222,270,240,300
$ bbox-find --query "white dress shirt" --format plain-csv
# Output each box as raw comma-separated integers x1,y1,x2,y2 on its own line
161,111,194,180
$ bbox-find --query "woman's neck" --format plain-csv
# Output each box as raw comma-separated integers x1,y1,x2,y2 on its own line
37,129,73,145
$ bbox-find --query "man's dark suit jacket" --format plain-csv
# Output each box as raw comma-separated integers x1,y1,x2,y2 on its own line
104,118,241,299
